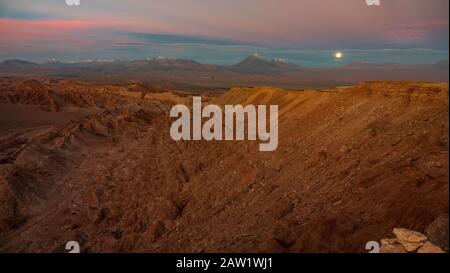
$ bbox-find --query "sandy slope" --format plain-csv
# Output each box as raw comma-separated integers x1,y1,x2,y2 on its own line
0,78,448,252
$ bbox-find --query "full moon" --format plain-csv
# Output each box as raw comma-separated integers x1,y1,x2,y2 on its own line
335,52,343,59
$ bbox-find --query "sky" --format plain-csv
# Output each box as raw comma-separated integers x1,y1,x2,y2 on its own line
0,0,448,66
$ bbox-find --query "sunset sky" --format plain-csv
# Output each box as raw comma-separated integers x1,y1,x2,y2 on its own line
0,0,448,66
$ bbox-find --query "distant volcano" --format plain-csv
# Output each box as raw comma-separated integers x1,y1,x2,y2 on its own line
230,53,303,73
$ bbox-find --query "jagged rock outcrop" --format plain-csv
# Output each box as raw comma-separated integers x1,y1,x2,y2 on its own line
381,227,446,253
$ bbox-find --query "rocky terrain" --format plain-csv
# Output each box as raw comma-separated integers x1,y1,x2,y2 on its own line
0,78,448,252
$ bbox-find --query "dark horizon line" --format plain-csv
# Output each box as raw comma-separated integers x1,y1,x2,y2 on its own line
1,56,449,69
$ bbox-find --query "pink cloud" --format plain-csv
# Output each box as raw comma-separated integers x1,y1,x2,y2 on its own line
381,29,428,44
0,18,163,43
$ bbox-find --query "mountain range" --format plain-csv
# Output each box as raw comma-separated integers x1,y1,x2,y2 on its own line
0,55,448,90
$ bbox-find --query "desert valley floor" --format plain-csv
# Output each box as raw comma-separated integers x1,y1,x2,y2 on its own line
0,78,448,252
